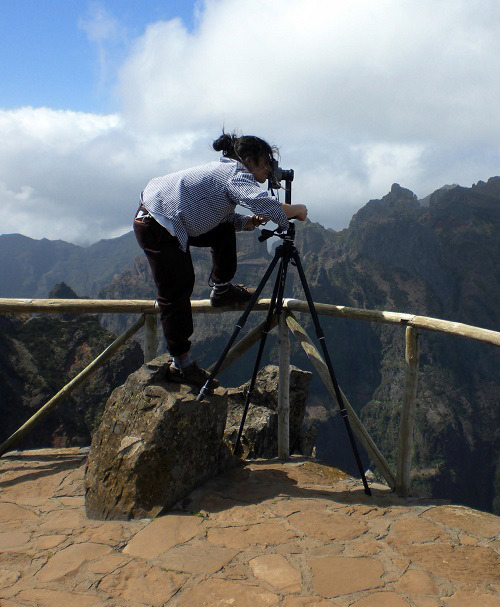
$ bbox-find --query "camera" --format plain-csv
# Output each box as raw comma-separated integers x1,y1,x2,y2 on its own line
268,159,294,190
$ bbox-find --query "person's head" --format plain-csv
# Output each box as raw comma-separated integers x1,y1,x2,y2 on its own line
213,131,278,183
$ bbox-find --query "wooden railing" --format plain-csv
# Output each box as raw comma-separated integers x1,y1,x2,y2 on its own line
1,297,499,497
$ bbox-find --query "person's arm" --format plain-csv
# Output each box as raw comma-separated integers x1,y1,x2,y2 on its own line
227,172,290,229
282,204,308,221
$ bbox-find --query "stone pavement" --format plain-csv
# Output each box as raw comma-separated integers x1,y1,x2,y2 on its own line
0,448,499,607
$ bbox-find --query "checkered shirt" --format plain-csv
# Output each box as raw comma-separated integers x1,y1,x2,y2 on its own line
141,157,289,251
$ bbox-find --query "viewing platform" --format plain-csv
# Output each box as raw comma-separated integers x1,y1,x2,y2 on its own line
0,448,498,606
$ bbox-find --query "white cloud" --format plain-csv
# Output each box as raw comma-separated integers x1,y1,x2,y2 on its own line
1,0,499,243
79,2,128,91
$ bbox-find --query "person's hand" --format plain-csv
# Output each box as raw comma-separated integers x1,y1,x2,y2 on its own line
282,203,308,221
293,204,308,221
247,215,268,229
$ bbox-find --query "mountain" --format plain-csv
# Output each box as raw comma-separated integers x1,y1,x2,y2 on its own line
0,231,141,298
1,177,499,513
0,284,143,450
288,178,499,513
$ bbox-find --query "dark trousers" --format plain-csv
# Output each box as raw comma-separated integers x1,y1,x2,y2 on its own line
134,213,237,356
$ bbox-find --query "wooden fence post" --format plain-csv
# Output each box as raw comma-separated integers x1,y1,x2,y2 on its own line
278,313,291,460
396,326,420,497
144,313,158,362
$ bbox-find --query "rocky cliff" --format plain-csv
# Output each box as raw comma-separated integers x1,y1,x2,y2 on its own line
0,285,143,450
288,178,499,514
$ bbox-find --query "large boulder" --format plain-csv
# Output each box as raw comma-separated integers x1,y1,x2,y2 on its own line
85,355,231,521
225,365,314,457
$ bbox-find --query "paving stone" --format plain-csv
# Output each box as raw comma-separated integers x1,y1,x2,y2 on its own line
38,509,89,532
0,470,68,502
176,578,280,607
423,505,500,539
86,552,128,574
0,600,27,607
123,514,202,558
394,543,500,584
459,533,479,545
442,589,500,606
268,498,338,518
288,508,367,541
281,596,334,606
349,592,410,606
77,520,144,546
275,540,316,554
285,461,351,486
59,496,86,507
16,588,104,606
34,535,68,550
0,530,30,549
206,503,278,526
207,521,297,549
97,560,187,606
221,563,249,580
36,542,113,582
387,517,450,543
0,503,37,526
0,568,21,589
407,598,442,607
309,555,385,598
249,553,302,593
309,543,344,557
346,540,381,556
393,569,438,594
0,551,34,575
157,541,238,574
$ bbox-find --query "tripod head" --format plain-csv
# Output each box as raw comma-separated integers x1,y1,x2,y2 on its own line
258,223,296,243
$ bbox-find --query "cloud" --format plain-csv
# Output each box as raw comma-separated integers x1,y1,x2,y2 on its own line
1,0,499,244
79,2,128,91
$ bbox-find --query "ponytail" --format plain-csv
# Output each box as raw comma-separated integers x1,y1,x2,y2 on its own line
212,130,278,167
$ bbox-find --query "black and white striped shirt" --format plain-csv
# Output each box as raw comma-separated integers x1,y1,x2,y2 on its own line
141,157,289,251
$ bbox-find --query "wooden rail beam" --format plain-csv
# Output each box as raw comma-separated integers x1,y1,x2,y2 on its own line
1,297,498,347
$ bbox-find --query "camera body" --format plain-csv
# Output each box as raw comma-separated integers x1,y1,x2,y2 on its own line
268,159,294,191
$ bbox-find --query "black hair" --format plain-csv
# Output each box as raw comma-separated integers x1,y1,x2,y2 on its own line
212,131,278,167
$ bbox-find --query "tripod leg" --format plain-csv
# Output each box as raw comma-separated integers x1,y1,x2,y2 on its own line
197,247,282,401
291,249,372,496
234,248,291,453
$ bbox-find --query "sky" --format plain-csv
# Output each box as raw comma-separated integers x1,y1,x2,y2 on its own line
1,0,499,245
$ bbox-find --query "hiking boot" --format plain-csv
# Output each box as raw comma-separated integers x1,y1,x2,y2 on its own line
210,283,256,307
167,361,219,389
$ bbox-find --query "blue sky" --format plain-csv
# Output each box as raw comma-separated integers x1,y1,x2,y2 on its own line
0,1,196,113
0,0,499,245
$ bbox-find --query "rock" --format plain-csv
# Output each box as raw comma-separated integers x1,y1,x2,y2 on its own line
84,354,232,520
224,365,313,457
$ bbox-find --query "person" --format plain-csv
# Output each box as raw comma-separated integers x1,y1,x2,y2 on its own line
134,131,308,387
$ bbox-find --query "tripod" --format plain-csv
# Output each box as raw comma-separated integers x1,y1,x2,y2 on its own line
198,223,372,496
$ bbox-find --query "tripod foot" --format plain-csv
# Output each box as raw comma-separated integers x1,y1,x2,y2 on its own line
197,382,211,401
232,437,246,458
